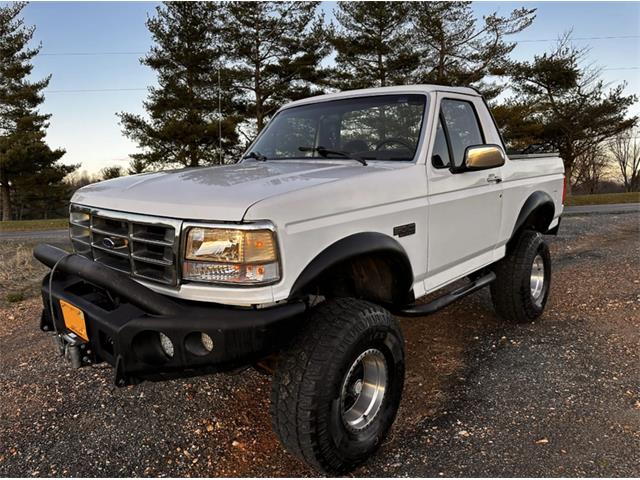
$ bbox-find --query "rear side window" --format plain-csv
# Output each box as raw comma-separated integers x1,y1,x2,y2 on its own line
439,99,484,168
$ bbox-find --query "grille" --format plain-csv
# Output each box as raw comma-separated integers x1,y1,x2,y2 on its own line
69,205,182,286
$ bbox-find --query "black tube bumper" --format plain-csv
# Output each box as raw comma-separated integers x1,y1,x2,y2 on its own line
35,244,307,386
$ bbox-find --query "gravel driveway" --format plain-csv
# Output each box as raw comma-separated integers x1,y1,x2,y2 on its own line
0,213,638,477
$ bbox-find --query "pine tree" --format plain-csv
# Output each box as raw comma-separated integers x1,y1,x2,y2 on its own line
0,2,70,221
127,158,146,175
11,143,73,219
119,2,238,169
504,37,638,193
224,1,330,134
330,2,418,89
100,165,124,180
411,2,535,97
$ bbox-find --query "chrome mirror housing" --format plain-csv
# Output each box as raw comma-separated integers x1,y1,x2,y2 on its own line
462,144,506,171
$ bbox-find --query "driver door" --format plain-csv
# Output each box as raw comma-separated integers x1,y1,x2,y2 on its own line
425,93,504,291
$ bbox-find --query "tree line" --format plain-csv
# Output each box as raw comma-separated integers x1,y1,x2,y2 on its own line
1,1,638,221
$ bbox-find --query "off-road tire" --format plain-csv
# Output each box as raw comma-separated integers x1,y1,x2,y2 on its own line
270,298,404,474
491,230,551,323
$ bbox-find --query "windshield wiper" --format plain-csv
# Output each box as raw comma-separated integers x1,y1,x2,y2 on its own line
298,146,367,166
242,151,268,162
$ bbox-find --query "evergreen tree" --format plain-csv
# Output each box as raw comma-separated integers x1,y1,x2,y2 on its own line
330,2,418,89
224,1,330,133
127,158,147,175
100,165,124,180
119,2,238,169
491,100,545,153
411,2,535,97
11,144,73,219
504,38,637,192
0,2,70,221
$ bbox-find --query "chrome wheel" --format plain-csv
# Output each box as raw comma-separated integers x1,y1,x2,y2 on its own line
530,254,545,304
340,348,388,431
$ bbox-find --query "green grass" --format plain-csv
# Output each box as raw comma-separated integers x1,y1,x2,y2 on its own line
0,218,67,232
565,192,640,206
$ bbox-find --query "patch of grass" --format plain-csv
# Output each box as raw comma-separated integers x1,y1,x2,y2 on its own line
6,291,26,303
566,192,640,206
0,218,67,232
0,242,46,305
0,239,71,307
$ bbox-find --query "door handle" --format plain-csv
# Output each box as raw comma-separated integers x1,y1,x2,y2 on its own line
486,174,502,183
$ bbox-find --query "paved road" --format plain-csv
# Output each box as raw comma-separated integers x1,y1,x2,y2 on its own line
563,202,639,216
0,229,67,240
0,214,638,477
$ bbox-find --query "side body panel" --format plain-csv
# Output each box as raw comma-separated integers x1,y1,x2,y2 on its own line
245,163,431,303
499,157,565,247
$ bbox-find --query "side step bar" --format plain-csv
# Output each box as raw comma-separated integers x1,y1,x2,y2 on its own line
394,271,496,317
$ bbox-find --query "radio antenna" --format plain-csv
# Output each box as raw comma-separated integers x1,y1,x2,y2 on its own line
218,68,222,164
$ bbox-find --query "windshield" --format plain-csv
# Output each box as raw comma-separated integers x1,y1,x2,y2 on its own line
249,94,427,162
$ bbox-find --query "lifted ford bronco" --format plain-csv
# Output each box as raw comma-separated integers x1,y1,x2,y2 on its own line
35,85,564,473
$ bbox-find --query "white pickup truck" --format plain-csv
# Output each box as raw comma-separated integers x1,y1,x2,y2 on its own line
35,85,564,473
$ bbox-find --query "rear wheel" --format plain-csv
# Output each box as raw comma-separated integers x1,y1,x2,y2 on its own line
270,298,404,474
491,230,551,323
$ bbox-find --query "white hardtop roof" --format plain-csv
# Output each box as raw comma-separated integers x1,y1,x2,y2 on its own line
281,84,480,110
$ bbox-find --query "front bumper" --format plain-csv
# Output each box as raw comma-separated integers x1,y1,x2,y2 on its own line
35,244,307,386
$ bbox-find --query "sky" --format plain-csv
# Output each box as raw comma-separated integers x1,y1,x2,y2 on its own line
14,1,640,174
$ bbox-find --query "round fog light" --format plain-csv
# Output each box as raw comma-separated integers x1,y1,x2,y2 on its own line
201,333,214,352
158,332,174,358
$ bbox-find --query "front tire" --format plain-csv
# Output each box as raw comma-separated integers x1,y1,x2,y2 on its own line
270,298,404,474
491,230,551,323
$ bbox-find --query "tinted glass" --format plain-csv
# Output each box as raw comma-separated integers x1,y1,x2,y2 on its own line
432,117,451,168
250,95,427,161
440,99,484,167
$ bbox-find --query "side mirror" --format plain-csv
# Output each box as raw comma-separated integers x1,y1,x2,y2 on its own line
457,144,506,172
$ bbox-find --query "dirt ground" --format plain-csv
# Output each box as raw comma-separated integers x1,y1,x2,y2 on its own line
0,213,638,477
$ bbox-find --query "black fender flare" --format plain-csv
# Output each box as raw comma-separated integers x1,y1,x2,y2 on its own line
511,191,555,240
289,232,414,301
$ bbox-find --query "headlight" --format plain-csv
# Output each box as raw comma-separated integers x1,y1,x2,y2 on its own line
183,226,280,285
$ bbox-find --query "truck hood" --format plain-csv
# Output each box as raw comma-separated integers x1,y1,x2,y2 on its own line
72,160,393,221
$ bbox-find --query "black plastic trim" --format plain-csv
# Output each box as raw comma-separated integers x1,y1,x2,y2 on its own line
289,232,414,300
512,191,555,238
546,216,561,235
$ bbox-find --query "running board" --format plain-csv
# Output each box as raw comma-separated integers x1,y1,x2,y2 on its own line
394,271,496,317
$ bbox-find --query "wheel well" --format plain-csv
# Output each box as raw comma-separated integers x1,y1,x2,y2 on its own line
509,191,555,250
289,233,414,307
307,253,413,306
517,203,554,233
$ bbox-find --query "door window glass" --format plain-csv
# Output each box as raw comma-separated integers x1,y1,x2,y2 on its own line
440,99,484,168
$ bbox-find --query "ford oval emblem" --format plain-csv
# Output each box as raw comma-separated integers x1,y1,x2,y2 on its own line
102,237,116,249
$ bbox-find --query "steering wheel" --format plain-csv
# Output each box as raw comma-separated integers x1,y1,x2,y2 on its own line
374,137,414,151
